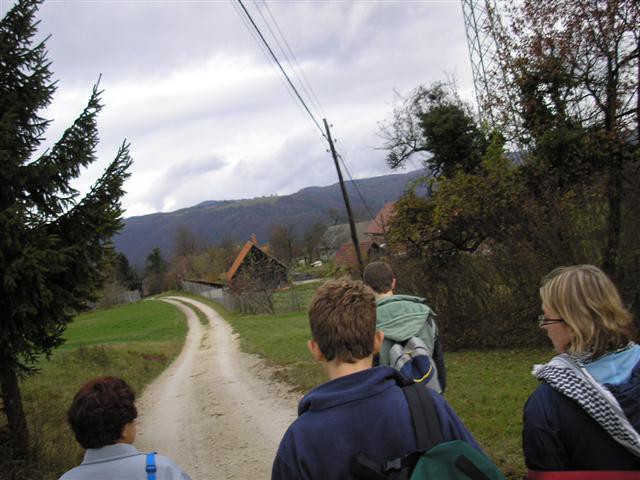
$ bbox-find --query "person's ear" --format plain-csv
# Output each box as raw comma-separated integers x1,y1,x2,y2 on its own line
120,421,136,444
391,278,396,291
373,330,385,353
307,339,326,362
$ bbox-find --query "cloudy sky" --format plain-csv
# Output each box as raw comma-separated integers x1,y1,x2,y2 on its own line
2,0,475,217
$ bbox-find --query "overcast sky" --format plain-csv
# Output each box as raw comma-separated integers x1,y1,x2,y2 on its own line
2,0,475,217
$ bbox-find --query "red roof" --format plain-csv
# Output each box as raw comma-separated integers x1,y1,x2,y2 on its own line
226,241,254,281
366,202,396,235
334,240,372,267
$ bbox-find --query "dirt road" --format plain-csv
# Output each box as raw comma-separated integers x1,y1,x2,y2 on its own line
135,296,299,480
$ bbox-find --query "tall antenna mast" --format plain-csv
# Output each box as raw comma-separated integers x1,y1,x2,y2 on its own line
461,0,520,138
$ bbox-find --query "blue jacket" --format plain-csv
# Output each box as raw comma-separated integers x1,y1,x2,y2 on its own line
272,366,479,480
523,346,640,471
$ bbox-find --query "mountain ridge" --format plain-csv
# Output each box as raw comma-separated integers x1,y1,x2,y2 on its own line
115,169,426,267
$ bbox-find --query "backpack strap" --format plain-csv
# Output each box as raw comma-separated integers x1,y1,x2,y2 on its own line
146,452,157,480
402,382,443,451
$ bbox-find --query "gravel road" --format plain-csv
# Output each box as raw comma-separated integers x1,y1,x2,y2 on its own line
135,296,299,480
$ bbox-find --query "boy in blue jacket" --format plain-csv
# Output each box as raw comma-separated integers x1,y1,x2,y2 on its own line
271,278,479,480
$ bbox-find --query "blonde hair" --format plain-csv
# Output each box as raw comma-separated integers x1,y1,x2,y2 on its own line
540,265,635,358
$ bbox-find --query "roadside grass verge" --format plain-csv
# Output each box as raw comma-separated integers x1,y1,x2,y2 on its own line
175,289,552,478
0,300,187,480
271,280,322,314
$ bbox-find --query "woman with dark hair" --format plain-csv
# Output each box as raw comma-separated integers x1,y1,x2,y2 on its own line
59,376,191,480
523,265,640,478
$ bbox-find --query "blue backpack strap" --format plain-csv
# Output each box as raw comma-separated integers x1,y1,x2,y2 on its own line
146,452,157,480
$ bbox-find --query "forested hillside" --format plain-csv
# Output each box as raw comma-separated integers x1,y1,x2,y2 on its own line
115,169,425,266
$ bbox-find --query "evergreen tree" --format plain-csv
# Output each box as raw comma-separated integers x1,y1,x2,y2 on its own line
0,0,132,453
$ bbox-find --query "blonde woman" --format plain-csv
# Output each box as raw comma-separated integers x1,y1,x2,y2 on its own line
523,265,640,478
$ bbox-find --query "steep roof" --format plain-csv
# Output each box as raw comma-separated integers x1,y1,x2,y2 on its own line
320,221,370,251
226,237,287,281
366,201,396,235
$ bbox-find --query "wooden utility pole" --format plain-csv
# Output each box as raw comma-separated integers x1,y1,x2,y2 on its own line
323,118,364,272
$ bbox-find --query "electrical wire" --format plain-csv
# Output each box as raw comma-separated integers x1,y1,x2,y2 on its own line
235,0,325,138
230,1,322,140
259,0,327,119
234,0,377,221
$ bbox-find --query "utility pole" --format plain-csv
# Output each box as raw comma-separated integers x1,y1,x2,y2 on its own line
323,118,364,272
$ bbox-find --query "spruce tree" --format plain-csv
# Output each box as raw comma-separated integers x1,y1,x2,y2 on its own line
0,0,132,453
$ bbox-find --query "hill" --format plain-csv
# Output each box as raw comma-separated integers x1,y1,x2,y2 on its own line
115,169,426,267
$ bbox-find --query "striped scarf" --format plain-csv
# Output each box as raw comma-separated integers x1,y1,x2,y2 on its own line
533,352,640,458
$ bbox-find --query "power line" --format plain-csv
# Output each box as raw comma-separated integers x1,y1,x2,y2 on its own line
234,1,376,222
230,1,323,142
235,0,325,138
259,0,327,119
338,153,377,221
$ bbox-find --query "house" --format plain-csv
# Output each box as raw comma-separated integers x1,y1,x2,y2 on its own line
334,240,382,268
318,221,370,261
365,201,396,246
332,202,397,268
226,235,288,291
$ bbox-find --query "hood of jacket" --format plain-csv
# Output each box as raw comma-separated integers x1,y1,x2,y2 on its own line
585,343,640,386
298,366,403,415
376,295,433,342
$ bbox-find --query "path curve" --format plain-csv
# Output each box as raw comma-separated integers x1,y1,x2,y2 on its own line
135,296,299,480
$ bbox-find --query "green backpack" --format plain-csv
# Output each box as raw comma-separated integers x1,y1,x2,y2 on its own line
351,382,506,480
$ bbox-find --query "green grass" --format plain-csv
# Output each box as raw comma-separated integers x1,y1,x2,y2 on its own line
179,290,553,479
272,280,322,314
60,300,188,350
1,299,188,480
445,349,551,478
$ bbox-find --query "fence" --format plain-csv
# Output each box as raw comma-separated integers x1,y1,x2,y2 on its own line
180,279,319,315
180,279,236,311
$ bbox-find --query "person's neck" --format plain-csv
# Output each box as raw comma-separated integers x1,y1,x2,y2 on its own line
324,356,373,381
374,290,394,302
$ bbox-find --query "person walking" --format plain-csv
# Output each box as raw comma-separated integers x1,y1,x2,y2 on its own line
524,265,640,478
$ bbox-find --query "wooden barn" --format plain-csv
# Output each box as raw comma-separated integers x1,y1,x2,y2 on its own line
226,235,288,291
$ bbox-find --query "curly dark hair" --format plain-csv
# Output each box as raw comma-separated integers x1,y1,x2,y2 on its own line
67,376,138,449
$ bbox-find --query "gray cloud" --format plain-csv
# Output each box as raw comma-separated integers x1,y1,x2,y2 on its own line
4,1,475,217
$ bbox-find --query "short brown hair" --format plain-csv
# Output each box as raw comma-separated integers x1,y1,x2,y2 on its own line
363,261,394,294
67,376,137,449
308,278,377,363
540,265,636,358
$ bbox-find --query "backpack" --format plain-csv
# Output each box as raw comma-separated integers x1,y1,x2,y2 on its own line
389,336,442,394
351,383,505,480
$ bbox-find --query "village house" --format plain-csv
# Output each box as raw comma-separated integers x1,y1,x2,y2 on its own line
226,234,288,291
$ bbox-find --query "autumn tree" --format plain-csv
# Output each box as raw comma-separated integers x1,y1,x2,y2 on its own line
496,0,640,277
302,222,326,263
0,0,132,453
380,82,489,178
269,224,300,265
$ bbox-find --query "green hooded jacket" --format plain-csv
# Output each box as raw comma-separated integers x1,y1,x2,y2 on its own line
376,294,438,366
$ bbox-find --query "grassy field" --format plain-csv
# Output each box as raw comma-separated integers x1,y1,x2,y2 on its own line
1,299,188,480
182,289,552,479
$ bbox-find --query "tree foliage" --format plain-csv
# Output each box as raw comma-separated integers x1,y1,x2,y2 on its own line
498,0,640,275
380,82,489,177
269,224,300,265
383,1,640,350
0,0,132,453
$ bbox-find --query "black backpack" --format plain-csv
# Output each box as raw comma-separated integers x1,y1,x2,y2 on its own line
350,383,505,480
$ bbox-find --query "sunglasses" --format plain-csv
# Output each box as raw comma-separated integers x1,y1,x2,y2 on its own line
537,314,565,328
